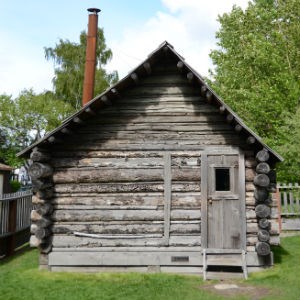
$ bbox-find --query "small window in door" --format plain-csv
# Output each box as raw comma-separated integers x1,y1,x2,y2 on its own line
215,168,230,191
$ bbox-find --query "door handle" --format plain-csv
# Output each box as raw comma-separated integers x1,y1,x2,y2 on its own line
208,199,213,205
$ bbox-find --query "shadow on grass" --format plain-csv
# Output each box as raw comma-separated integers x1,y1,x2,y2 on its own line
271,244,290,264
0,244,33,266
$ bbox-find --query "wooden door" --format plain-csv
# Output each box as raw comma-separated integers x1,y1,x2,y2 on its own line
201,150,246,250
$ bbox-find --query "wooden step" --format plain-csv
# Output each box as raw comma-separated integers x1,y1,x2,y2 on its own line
206,271,244,280
206,255,242,266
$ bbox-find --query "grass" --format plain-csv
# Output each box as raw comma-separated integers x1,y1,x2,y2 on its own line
0,236,299,300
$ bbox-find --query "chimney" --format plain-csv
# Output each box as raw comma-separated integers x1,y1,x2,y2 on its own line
82,8,101,106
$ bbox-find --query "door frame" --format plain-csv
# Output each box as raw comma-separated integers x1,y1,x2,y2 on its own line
201,147,246,250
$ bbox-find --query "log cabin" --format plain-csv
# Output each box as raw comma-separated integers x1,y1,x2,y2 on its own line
18,41,282,279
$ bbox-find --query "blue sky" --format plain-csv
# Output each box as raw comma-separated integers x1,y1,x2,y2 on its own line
0,0,249,97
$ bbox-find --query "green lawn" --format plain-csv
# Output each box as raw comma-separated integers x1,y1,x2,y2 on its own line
0,236,299,300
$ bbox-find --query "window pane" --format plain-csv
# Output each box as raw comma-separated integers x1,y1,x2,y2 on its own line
215,168,230,191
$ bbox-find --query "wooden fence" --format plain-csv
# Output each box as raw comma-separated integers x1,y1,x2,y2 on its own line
0,190,32,257
277,183,300,231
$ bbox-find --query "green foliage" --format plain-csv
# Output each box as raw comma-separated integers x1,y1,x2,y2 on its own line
209,0,300,181
45,28,119,109
10,180,21,192
0,90,74,167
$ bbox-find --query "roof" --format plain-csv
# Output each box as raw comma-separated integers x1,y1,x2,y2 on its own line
17,41,283,163
0,163,13,171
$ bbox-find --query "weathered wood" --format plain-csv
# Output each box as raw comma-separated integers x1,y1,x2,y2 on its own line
256,242,271,256
85,107,96,115
246,168,256,181
36,203,53,216
32,179,53,191
247,136,256,145
30,223,38,234
73,117,83,124
205,91,212,103
37,188,54,200
52,235,201,248
53,168,200,184
267,169,276,183
255,204,271,218
256,149,269,162
30,150,50,162
54,182,200,194
258,218,270,229
39,241,53,254
254,188,269,202
143,62,151,75
176,61,184,71
235,124,243,133
61,127,73,135
101,95,112,106
226,114,234,123
256,162,270,174
131,73,139,84
201,85,207,96
187,72,194,83
254,174,270,188
164,152,171,244
28,163,53,179
35,227,51,239
53,209,201,222
30,235,42,247
32,195,46,205
219,105,226,114
31,210,52,227
258,230,270,242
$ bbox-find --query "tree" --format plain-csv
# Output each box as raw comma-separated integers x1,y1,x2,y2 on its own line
0,90,74,166
45,28,118,109
209,0,300,180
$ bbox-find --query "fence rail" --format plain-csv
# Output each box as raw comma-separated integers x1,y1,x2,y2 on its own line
0,190,32,256
278,183,300,216
278,183,300,231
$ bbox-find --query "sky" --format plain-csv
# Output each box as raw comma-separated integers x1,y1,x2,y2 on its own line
0,0,249,97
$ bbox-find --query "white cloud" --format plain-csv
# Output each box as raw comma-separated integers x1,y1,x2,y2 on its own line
0,31,54,97
107,0,249,79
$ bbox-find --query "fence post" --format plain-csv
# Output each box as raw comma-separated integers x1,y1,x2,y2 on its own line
7,199,17,256
276,184,282,233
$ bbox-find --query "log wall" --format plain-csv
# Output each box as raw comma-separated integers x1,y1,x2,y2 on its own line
29,56,278,271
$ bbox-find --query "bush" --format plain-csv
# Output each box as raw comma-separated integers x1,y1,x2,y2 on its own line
10,180,21,192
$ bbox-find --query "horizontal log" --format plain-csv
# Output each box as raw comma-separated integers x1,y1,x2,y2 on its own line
53,168,200,184
36,203,53,216
258,230,270,242
52,222,200,235
32,195,46,205
32,179,53,191
256,149,269,162
255,204,271,218
53,209,201,222
29,162,53,179
35,228,51,240
54,182,201,194
52,235,201,248
39,240,53,254
30,150,51,162
256,242,270,256
258,218,270,229
245,168,256,181
37,188,54,200
51,192,201,208
30,223,38,234
256,162,270,174
247,136,256,144
245,158,257,168
30,235,42,248
254,174,270,188
254,188,269,202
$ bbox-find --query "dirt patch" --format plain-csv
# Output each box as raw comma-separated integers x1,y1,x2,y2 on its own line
200,282,273,300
